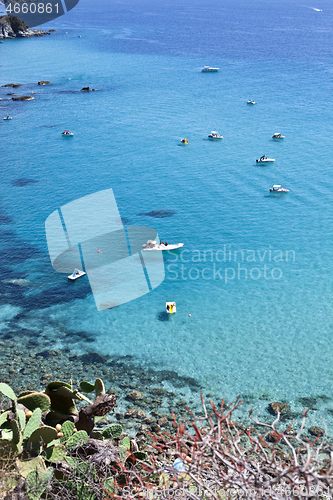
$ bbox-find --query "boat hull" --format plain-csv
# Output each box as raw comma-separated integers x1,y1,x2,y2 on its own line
143,243,184,251
256,159,275,163
68,270,86,280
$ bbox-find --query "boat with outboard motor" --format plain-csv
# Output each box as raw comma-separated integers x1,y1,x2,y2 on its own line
208,131,223,140
270,185,289,193
272,132,285,139
62,130,74,136
202,66,219,72
142,240,184,251
247,100,257,104
3,116,12,120
68,269,86,280
256,155,275,164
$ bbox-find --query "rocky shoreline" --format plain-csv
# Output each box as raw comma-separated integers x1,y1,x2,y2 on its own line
0,14,49,38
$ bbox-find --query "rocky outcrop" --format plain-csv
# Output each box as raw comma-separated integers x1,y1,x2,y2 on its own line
0,15,49,38
38,80,51,85
12,95,34,100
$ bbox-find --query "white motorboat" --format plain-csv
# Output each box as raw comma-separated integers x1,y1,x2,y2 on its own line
166,302,176,314
202,66,219,72
62,130,74,136
272,132,285,139
270,185,289,193
256,155,275,164
247,100,257,104
68,269,86,280
142,240,184,251
208,131,223,140
3,116,12,120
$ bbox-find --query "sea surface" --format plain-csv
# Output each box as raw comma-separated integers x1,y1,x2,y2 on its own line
1,0,333,430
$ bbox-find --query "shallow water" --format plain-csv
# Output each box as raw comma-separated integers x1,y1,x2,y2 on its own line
1,0,333,431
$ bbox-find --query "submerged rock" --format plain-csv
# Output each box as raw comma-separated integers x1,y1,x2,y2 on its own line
2,278,30,287
126,390,143,401
268,402,290,415
309,426,325,437
2,83,22,88
12,96,34,101
38,81,51,85
11,178,38,187
138,210,176,218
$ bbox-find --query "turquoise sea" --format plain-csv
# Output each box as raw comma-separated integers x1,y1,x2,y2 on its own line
1,0,333,429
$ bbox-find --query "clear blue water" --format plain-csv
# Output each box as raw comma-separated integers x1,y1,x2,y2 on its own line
1,0,333,427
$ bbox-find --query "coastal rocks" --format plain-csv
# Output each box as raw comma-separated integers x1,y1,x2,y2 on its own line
12,96,34,101
125,408,138,419
157,416,169,427
137,410,146,419
38,81,51,85
309,426,325,437
0,15,49,38
126,390,143,401
268,402,290,416
80,86,98,91
2,84,21,88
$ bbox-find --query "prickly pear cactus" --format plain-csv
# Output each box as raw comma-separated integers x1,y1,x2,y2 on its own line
122,436,130,450
26,467,53,500
102,424,122,439
17,392,51,412
10,419,21,446
16,456,46,478
66,430,88,450
94,378,105,397
45,381,77,419
27,426,58,453
23,408,42,440
119,445,128,461
80,381,95,393
44,443,67,463
60,420,75,442
0,382,16,401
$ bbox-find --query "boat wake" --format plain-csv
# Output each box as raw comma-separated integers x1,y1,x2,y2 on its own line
311,7,322,11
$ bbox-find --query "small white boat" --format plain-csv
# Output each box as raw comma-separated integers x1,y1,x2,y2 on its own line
142,240,184,251
68,269,86,280
3,116,12,120
272,132,285,139
180,138,189,144
247,100,257,105
270,185,289,193
256,155,275,164
202,66,219,72
166,302,176,314
208,131,223,140
62,130,74,136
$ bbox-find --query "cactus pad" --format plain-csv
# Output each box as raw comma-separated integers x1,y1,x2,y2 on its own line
0,410,10,427
17,392,51,412
94,378,105,396
122,436,131,450
66,430,88,450
0,382,16,401
26,467,53,499
102,424,122,439
45,443,67,463
17,409,26,431
10,419,21,446
80,381,95,393
16,456,46,478
27,426,58,453
46,381,72,391
60,420,75,441
23,408,42,440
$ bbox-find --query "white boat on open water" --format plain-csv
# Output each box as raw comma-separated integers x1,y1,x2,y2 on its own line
202,66,219,72
142,240,184,251
68,269,86,280
272,132,285,139
208,131,223,140
270,185,289,193
256,155,275,164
